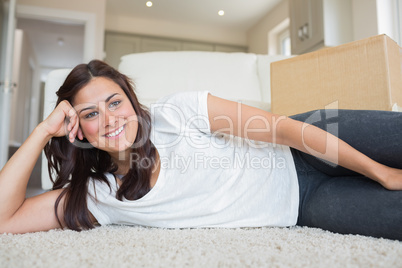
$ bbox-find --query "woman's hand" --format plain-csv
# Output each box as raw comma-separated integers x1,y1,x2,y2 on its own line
0,102,82,232
207,94,402,191
41,100,83,143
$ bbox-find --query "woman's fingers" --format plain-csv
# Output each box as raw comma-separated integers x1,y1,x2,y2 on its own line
70,114,80,143
77,127,84,140
66,108,79,143
46,100,80,141
43,100,82,142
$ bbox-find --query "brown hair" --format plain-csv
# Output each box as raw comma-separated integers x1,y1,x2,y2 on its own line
44,60,156,231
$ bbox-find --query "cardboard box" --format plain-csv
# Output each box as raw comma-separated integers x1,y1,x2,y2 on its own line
271,34,402,116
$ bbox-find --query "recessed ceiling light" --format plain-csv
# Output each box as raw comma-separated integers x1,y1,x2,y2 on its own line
146,1,153,7
218,10,225,16
57,37,64,46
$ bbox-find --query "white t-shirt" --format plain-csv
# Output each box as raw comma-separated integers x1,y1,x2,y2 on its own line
87,91,299,228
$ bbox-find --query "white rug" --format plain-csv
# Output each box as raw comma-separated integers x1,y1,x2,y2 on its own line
1,225,401,267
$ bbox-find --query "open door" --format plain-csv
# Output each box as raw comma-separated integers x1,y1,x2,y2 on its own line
0,0,16,168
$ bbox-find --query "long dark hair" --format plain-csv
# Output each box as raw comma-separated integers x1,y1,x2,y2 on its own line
44,60,156,231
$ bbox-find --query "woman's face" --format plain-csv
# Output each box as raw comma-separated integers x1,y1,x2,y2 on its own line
73,77,138,157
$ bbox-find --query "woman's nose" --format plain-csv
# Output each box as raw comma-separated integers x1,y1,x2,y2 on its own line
102,109,117,127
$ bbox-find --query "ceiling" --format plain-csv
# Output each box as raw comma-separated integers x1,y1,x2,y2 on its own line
16,18,85,81
106,0,282,31
16,0,282,80
17,18,84,69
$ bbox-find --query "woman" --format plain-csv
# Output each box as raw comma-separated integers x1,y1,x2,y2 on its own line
0,60,401,240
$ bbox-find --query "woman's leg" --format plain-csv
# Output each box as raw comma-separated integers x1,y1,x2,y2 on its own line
290,109,402,240
290,109,402,173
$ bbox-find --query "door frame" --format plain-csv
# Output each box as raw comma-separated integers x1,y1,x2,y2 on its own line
16,5,96,62
15,5,95,136
14,5,97,188
15,5,96,137
0,0,17,168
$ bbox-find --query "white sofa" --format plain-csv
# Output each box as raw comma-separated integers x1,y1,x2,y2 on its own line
41,51,291,189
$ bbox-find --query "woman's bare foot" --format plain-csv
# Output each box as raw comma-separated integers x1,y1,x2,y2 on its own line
377,166,402,191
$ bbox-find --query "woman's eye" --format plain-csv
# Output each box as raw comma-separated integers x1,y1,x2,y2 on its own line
85,111,98,119
109,100,121,110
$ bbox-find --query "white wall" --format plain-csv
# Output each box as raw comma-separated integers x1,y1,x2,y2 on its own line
105,14,247,46
0,0,3,55
10,29,38,145
247,0,289,54
352,0,401,44
376,0,400,43
352,0,378,40
248,0,400,55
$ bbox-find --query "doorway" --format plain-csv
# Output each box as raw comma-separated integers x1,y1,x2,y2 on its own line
9,10,89,194
0,3,98,193
9,18,85,191
15,5,98,191
15,17,85,134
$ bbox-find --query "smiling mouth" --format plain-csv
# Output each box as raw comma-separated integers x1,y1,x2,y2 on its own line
105,125,125,138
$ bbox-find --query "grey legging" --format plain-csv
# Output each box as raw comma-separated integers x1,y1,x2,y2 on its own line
290,109,402,241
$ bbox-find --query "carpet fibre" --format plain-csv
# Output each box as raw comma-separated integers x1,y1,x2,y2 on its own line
1,225,401,267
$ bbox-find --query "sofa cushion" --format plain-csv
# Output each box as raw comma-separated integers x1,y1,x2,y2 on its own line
41,69,72,190
118,51,262,106
257,55,293,104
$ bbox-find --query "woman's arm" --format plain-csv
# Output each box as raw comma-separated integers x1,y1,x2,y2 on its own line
207,94,402,190
0,101,82,233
